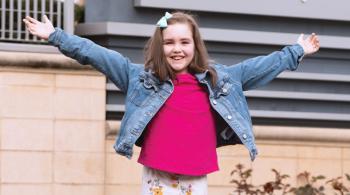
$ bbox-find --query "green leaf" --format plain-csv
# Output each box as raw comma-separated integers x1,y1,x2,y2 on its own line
346,173,350,181
318,186,325,191
313,175,326,180
243,169,252,178
230,180,240,185
236,163,244,170
281,174,290,179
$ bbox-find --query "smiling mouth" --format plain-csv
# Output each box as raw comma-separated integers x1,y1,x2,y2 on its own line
171,56,185,60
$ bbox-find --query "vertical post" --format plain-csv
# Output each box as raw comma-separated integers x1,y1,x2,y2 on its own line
17,0,22,40
41,0,46,41
9,0,14,39
25,0,30,40
1,0,6,39
33,0,38,41
64,0,74,34
57,0,61,28
49,0,53,23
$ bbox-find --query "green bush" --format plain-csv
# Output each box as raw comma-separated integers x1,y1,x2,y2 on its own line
230,164,350,195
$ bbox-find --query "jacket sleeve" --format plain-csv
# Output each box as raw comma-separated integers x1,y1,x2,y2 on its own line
226,44,304,91
48,28,134,92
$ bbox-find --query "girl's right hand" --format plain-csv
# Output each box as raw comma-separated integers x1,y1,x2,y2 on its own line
23,15,55,40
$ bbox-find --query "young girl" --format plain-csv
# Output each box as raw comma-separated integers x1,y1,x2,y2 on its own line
23,12,320,195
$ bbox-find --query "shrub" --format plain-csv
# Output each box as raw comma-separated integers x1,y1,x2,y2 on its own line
230,164,350,195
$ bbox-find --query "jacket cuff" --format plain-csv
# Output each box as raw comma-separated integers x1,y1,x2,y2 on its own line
294,43,305,63
48,27,63,46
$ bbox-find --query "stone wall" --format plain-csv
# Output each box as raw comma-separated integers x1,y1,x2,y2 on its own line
0,57,106,195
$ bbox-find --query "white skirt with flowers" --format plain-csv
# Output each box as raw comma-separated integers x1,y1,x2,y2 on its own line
141,166,208,195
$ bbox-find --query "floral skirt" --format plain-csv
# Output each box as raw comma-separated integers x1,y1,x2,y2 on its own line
141,166,208,195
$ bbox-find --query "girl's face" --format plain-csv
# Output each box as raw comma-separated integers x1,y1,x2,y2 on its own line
162,23,195,74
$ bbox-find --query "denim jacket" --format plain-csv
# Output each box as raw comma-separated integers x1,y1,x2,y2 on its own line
48,28,304,161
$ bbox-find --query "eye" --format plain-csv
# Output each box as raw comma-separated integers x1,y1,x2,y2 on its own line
163,40,173,45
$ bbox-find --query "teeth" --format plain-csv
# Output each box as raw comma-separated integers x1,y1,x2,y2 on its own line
172,56,183,60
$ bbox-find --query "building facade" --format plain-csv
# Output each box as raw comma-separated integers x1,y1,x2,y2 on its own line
0,0,350,194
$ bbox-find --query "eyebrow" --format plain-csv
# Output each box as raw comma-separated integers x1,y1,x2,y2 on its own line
163,38,192,41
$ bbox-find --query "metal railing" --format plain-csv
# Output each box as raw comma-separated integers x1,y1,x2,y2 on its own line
0,0,74,43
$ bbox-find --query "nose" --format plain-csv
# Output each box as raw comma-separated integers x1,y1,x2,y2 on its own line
173,43,181,53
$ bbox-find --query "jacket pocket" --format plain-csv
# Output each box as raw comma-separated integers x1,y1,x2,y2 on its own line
129,83,155,107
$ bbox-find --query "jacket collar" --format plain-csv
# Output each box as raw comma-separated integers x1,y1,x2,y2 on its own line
140,69,211,85
194,69,209,82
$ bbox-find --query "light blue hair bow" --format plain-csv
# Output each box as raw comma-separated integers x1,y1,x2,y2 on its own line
156,12,173,28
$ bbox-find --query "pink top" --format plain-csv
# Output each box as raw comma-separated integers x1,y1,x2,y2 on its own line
138,73,218,176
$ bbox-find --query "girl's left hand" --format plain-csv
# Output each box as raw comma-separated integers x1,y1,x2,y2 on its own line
297,33,320,56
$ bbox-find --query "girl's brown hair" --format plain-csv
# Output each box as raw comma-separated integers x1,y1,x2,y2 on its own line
144,11,217,86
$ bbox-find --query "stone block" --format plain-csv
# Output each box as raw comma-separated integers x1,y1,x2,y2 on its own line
1,151,52,183
55,74,105,90
297,158,342,180
54,88,105,120
208,156,252,186
343,161,350,187
1,119,53,151
297,146,342,160
105,184,141,195
251,157,298,186
0,72,54,87
0,86,54,118
54,184,104,195
105,153,142,185
216,145,249,157
208,186,235,195
343,147,350,160
54,152,104,184
257,144,298,158
105,140,116,154
1,184,52,195
54,120,104,152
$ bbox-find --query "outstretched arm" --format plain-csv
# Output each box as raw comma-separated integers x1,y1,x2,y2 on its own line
225,33,320,91
23,15,138,92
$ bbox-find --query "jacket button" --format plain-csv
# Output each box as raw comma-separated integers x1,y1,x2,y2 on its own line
212,100,217,105
227,115,232,120
242,133,248,140
222,88,228,93
145,111,152,116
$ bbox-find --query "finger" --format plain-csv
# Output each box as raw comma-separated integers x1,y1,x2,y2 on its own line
310,33,317,43
23,20,31,30
23,19,33,29
26,24,36,34
43,15,49,23
315,36,320,45
306,34,313,42
314,41,320,50
45,15,54,26
312,38,319,48
27,27,35,35
314,45,320,52
22,19,29,25
27,26,34,33
25,22,33,30
26,16,39,24
298,33,304,42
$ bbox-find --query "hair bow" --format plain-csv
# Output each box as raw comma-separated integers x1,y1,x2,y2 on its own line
156,12,173,28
